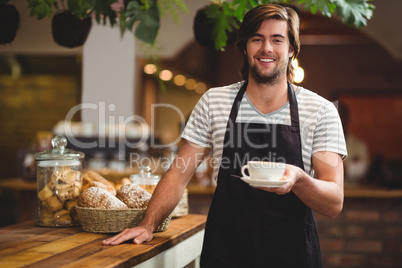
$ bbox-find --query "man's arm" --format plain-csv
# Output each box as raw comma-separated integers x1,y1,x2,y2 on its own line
102,139,210,245
261,151,344,219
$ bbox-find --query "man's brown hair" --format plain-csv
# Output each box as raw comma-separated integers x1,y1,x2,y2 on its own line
235,4,301,82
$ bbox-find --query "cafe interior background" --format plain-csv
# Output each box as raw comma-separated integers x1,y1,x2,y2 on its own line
0,0,401,267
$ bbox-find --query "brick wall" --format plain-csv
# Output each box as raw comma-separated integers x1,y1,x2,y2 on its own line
0,75,80,178
317,197,402,268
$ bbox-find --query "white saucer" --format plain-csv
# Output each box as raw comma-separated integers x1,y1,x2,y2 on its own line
240,177,288,187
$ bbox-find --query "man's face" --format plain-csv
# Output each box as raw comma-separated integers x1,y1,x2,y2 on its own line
246,19,294,85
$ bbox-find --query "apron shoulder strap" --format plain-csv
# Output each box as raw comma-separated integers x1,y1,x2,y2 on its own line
228,81,248,123
287,82,300,132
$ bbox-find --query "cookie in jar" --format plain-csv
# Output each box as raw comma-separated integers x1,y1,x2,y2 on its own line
35,135,85,227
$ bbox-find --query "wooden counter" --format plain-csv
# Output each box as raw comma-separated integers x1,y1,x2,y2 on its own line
0,214,207,268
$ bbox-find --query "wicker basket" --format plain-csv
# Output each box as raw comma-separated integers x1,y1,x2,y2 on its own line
172,189,189,217
76,206,172,234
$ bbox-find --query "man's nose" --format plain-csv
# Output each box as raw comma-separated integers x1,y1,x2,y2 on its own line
261,40,273,53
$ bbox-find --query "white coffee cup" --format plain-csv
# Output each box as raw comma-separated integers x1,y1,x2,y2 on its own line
241,161,285,181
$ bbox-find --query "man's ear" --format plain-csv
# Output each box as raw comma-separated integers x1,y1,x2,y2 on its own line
244,49,247,55
289,46,294,57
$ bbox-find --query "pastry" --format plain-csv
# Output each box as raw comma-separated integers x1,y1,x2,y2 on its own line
116,184,152,209
78,186,128,209
65,199,78,211
38,184,54,201
82,170,116,195
46,195,63,212
54,210,73,225
37,166,83,227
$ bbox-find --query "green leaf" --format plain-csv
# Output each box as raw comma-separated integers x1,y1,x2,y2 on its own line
119,11,127,37
204,3,238,50
296,0,373,27
231,0,254,22
134,1,160,44
125,0,142,30
157,0,188,23
297,0,336,17
333,0,374,28
92,0,118,26
124,0,160,44
27,0,56,19
67,0,94,18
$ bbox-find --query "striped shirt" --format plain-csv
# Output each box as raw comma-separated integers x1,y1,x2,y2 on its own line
182,81,347,180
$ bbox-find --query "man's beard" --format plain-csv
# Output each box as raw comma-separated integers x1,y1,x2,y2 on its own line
248,57,289,85
250,64,282,85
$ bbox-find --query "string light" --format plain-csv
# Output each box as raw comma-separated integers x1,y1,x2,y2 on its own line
144,64,208,94
185,79,197,90
143,64,157,74
195,82,207,94
292,59,305,83
173,75,186,86
159,70,173,81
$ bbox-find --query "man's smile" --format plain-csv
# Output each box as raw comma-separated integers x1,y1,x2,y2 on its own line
257,58,275,63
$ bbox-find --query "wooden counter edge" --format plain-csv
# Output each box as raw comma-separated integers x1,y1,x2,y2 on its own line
125,214,207,267
0,215,207,268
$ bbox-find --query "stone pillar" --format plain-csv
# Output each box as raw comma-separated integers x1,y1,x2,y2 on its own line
82,20,135,136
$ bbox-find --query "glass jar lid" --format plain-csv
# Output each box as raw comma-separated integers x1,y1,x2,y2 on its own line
130,165,160,185
34,135,85,161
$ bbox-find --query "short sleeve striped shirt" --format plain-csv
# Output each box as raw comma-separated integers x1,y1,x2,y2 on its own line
182,81,347,180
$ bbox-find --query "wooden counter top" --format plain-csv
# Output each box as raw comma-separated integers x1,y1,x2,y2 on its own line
344,185,402,198
0,214,207,268
0,177,36,191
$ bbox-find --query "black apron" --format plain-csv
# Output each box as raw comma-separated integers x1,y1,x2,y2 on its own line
200,81,322,268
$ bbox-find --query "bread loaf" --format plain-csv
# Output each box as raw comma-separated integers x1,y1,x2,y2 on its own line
82,170,116,195
78,187,128,209
116,184,152,209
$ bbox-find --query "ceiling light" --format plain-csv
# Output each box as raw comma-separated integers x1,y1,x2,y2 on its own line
144,64,157,74
185,79,197,90
174,74,186,86
159,70,173,81
195,82,207,94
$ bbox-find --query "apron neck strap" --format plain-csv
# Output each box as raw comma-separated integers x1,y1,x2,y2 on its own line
229,81,300,132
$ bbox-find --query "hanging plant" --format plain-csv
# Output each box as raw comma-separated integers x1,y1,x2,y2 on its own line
0,1,20,45
194,0,375,51
20,0,374,51
119,0,188,45
51,10,92,48
120,0,161,45
193,3,239,50
26,0,93,48
25,0,187,47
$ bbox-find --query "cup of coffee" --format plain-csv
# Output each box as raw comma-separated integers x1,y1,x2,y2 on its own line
241,161,285,181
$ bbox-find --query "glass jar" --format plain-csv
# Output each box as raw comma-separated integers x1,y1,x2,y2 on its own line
130,166,160,194
34,135,85,227
130,166,189,217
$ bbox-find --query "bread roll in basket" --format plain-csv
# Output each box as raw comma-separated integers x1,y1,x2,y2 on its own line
76,178,171,233
76,206,171,233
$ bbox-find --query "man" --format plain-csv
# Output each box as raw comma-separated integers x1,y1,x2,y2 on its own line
103,4,347,267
